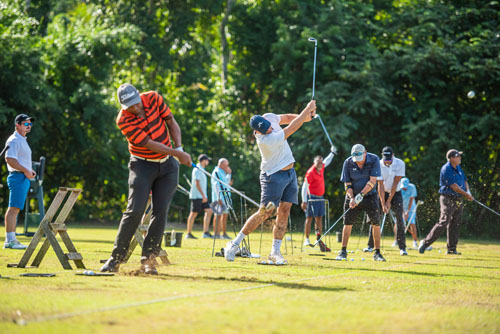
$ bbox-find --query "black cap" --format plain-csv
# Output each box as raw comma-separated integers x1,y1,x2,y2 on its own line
446,149,463,159
198,154,211,162
15,114,35,125
381,146,394,159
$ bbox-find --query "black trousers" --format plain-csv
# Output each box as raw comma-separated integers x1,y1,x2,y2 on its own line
423,195,463,251
111,156,179,261
343,193,381,226
368,191,406,250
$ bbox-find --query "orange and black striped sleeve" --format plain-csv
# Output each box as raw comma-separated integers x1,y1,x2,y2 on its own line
116,111,150,147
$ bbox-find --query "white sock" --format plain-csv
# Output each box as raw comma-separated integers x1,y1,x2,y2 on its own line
6,232,16,242
272,239,282,254
233,232,246,246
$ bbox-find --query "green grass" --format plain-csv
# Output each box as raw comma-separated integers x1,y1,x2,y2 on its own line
0,225,499,334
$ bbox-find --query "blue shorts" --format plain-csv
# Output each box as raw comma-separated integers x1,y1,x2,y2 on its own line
407,210,416,224
260,168,298,207
7,172,30,209
305,195,325,217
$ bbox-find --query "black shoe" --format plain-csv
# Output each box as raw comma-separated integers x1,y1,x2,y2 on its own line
100,257,120,272
335,250,347,261
374,253,386,262
185,233,198,239
140,255,158,275
446,250,461,255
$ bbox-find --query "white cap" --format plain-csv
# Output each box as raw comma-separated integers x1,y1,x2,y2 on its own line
351,144,366,162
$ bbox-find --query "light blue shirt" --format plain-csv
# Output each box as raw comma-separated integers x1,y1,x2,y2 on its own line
5,131,32,172
401,183,417,213
189,163,208,199
211,166,231,202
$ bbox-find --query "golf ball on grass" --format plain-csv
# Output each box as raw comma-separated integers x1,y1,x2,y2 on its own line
467,90,475,99
351,258,355,261
361,258,365,261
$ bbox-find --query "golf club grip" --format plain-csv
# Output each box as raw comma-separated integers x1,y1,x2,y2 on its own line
0,145,9,158
192,163,260,208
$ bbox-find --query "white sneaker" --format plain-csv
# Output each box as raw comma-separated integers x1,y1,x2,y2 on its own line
391,241,398,247
224,241,239,262
303,238,311,247
268,252,288,265
363,247,374,252
413,240,418,248
400,249,408,256
3,240,28,250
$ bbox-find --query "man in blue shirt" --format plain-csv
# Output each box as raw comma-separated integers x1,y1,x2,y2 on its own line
211,158,232,240
401,177,419,248
419,149,473,255
337,144,386,261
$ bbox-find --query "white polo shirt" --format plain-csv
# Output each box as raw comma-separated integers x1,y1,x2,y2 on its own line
377,157,405,193
255,113,295,175
5,131,32,172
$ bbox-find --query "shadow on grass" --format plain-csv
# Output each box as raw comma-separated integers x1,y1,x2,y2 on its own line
344,267,500,280
126,272,354,292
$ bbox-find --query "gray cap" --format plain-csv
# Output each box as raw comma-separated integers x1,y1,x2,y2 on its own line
117,83,141,109
351,144,366,162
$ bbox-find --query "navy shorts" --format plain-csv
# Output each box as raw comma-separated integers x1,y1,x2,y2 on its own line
260,168,298,207
305,195,325,217
7,172,30,209
190,199,210,214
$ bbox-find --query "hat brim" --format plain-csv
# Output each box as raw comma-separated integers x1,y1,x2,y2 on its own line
120,95,142,110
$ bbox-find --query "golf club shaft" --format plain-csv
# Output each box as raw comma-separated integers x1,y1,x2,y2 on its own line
405,203,420,233
0,145,9,159
192,163,260,208
312,41,317,99
474,199,500,217
380,213,387,235
315,114,334,147
314,207,350,246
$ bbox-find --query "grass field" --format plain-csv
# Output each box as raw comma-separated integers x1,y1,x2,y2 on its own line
0,224,499,334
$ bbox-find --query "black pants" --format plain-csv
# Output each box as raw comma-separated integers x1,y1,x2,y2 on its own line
368,191,406,250
343,193,381,226
111,156,179,261
423,195,463,251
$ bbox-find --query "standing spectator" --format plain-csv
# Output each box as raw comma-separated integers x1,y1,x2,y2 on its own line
3,114,36,249
419,150,473,255
336,144,386,262
300,147,335,251
101,84,192,274
186,154,213,239
401,177,419,248
211,158,233,240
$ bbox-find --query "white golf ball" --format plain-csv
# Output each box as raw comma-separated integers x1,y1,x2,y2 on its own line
351,258,354,261
361,258,365,261
467,90,475,99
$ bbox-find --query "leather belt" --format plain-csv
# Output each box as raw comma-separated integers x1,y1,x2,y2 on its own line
132,155,169,163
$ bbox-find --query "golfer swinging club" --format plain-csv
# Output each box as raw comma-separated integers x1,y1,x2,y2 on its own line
224,100,317,264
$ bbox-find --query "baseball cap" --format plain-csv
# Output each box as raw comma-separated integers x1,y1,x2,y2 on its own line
447,149,463,159
15,114,35,125
401,177,410,188
351,144,366,162
381,146,394,160
250,115,271,134
198,154,212,162
117,83,141,109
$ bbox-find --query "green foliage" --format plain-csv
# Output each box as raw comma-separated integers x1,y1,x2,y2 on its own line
0,0,498,236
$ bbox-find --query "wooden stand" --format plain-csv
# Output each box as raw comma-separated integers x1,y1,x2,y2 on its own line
9,187,85,270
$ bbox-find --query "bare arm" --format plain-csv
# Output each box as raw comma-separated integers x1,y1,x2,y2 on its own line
378,180,385,205
195,180,207,202
165,114,182,148
143,140,192,166
282,100,316,140
5,157,35,179
279,114,299,125
387,175,403,202
450,183,473,201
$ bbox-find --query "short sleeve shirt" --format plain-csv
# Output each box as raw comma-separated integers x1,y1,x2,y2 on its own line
189,164,208,199
255,113,295,175
377,157,405,192
5,132,32,172
211,166,231,202
439,162,467,197
401,183,417,212
116,91,172,159
305,165,325,196
340,153,381,195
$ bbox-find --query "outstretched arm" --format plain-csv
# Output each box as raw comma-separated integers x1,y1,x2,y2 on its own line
283,100,316,139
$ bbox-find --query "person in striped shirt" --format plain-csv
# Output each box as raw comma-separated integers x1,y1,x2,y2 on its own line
101,83,192,275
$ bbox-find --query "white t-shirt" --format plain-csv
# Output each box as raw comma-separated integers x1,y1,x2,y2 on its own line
377,157,405,192
5,131,32,172
255,113,295,175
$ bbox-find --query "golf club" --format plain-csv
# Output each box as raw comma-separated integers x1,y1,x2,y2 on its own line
405,200,424,233
183,173,192,188
313,207,351,247
315,114,335,149
380,213,387,236
308,37,317,99
0,145,9,159
177,184,190,196
474,199,500,218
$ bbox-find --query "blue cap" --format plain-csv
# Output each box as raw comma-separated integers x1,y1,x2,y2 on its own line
250,115,271,134
401,177,410,188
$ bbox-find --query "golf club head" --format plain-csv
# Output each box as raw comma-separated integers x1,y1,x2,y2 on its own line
417,200,424,205
308,37,317,43
265,202,276,212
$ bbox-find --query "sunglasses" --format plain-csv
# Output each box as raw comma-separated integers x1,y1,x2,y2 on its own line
352,151,364,157
23,122,32,127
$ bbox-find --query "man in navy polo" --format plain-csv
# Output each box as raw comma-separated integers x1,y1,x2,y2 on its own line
419,149,473,255
336,144,386,261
